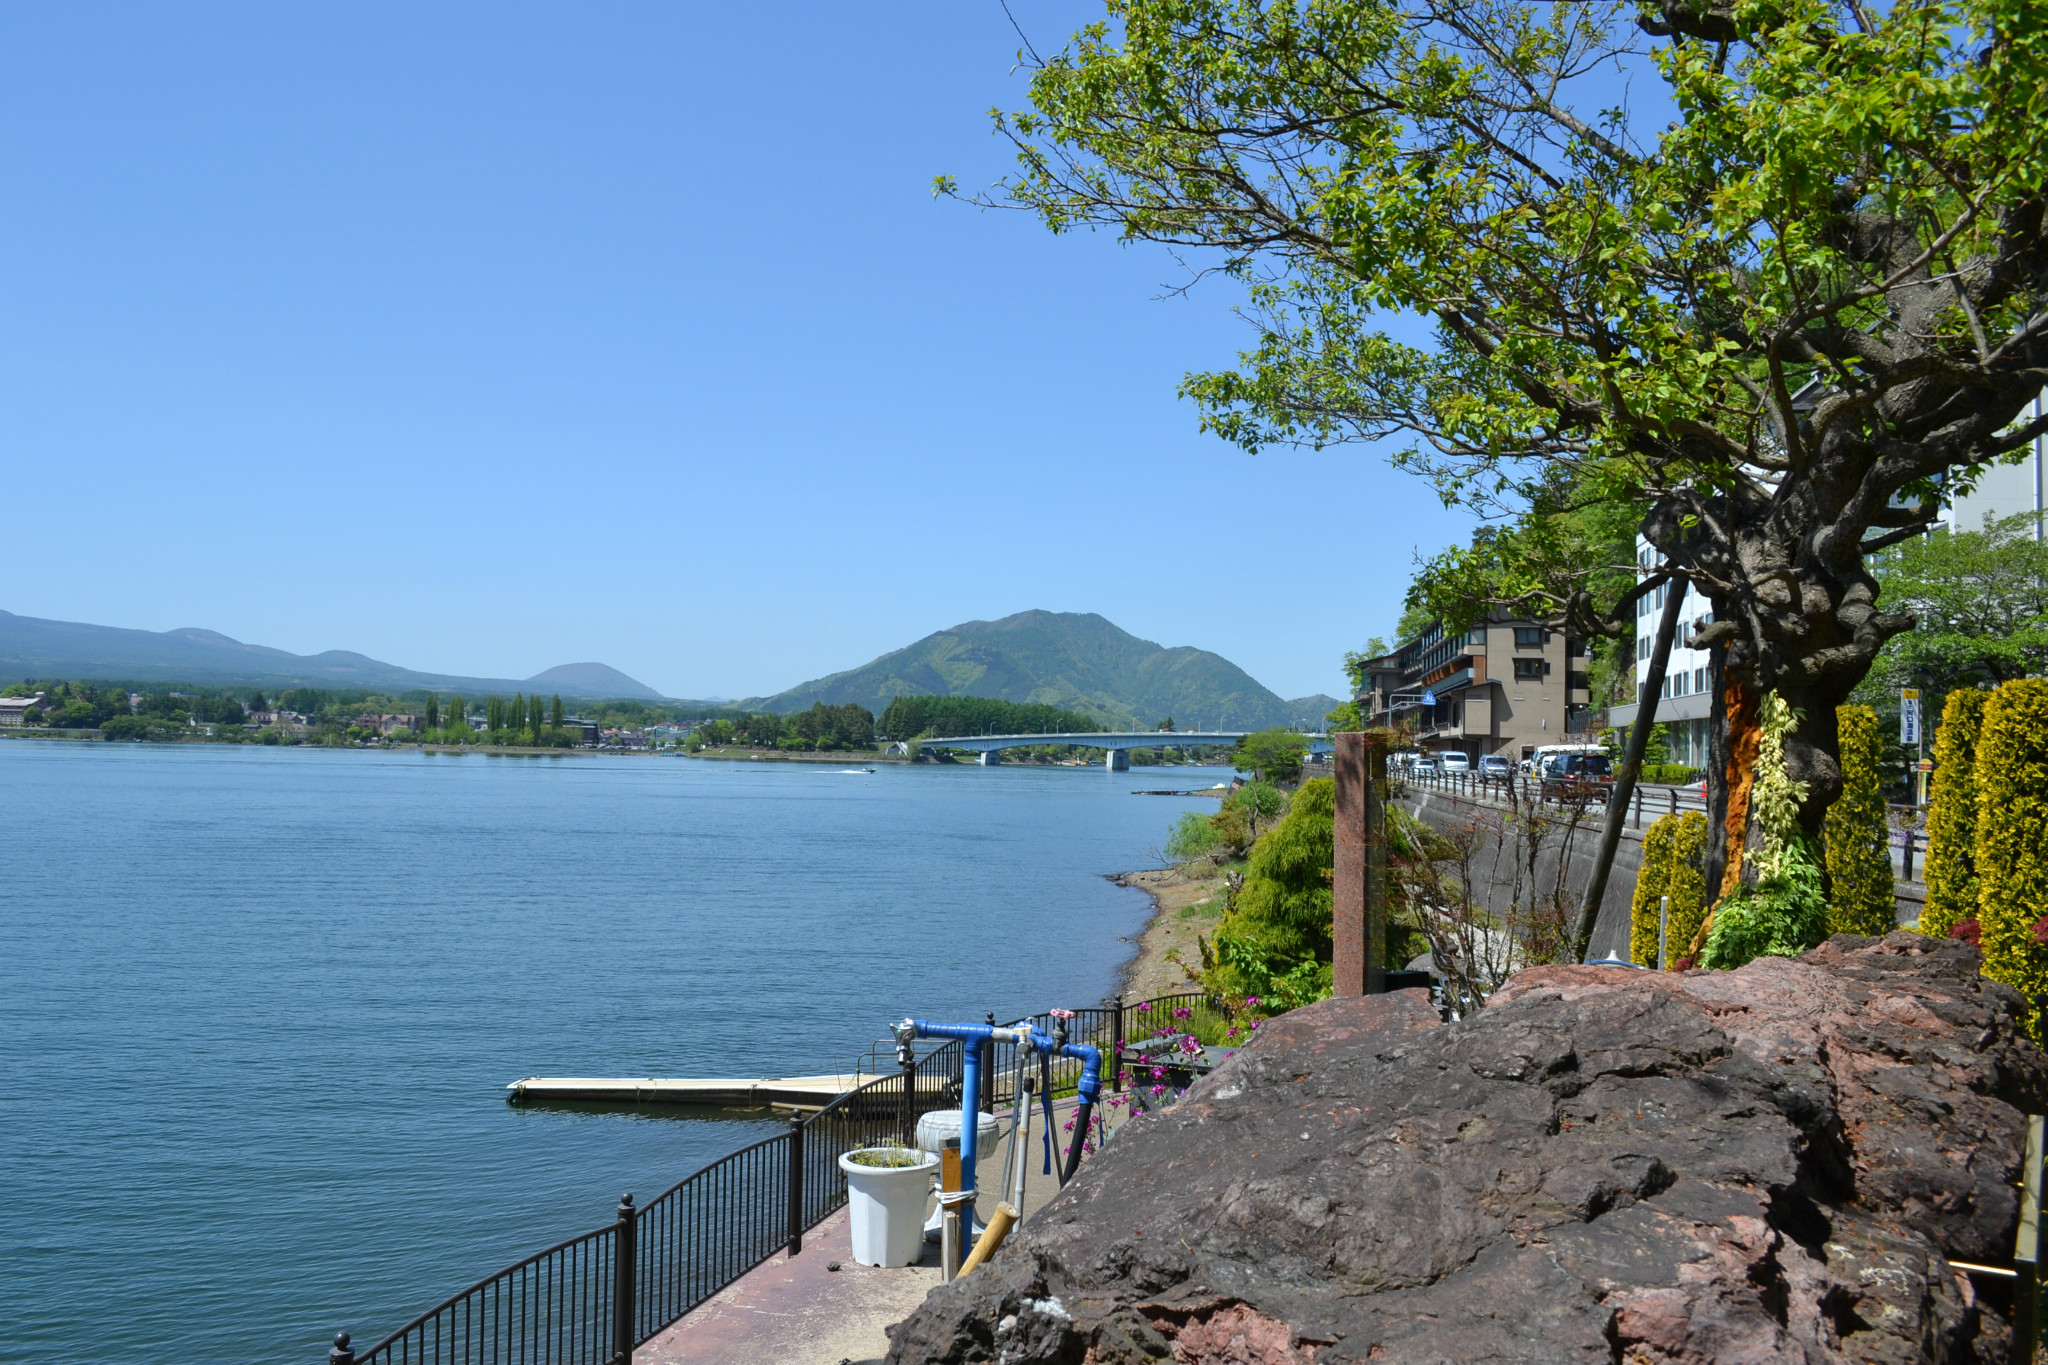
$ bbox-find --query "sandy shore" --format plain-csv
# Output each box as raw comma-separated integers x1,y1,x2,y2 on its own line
1108,861,1232,999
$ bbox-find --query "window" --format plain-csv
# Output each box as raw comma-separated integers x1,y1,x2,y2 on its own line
1513,658,1545,681
1693,667,1707,694
1467,628,1486,646
1513,626,1542,648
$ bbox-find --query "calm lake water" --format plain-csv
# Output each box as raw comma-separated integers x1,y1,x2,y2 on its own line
0,742,1222,1364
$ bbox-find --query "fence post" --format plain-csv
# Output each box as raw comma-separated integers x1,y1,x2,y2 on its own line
1333,730,1389,997
981,1013,997,1115
786,1112,805,1257
1632,785,1644,830
329,1332,354,1365
612,1193,637,1365
1110,994,1125,1094
2015,1114,2043,1365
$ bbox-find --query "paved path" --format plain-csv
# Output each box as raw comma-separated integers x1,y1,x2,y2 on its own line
638,1094,1114,1365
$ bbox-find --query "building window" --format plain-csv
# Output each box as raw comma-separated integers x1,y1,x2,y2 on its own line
1513,658,1545,681
1693,666,1707,694
1467,628,1486,646
1513,626,1542,648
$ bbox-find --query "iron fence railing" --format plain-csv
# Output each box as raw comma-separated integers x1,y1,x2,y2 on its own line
327,994,1215,1365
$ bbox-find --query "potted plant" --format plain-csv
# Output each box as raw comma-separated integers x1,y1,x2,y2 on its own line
838,1146,938,1267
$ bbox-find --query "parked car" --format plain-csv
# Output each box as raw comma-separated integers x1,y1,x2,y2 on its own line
1410,754,1439,775
1478,753,1514,778
1439,751,1472,773
1539,751,1614,803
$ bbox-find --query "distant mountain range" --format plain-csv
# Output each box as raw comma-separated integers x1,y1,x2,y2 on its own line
749,610,1339,731
0,609,663,700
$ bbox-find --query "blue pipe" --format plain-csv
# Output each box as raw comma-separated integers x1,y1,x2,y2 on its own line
903,1018,1027,1196
896,1019,1106,1194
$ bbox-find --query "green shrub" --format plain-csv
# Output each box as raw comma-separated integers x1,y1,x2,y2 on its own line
1630,811,1708,967
1702,692,1830,969
1920,689,1988,938
1640,763,1702,785
1164,810,1222,862
100,715,180,741
1825,705,1895,936
1974,680,2048,1023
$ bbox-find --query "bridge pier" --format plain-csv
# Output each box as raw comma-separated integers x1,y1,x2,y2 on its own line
978,749,1001,766
1104,749,1131,772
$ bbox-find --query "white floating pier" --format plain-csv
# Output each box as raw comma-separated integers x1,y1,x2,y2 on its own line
506,1073,866,1108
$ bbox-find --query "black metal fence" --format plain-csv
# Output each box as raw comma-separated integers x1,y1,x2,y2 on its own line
328,993,1215,1365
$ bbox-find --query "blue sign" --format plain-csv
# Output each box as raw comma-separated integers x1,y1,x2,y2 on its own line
1420,689,1437,707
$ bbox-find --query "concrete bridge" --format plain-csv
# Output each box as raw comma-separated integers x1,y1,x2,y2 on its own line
896,731,1332,771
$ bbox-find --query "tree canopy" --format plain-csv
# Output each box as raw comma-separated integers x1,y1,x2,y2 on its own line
961,0,2048,865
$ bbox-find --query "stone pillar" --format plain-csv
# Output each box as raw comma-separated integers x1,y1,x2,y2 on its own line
1104,748,1131,772
979,748,1002,766
1333,730,1390,997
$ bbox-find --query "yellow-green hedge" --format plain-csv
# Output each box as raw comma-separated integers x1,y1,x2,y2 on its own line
1975,680,2048,1021
1921,689,1989,938
1825,704,1895,936
1630,810,1708,967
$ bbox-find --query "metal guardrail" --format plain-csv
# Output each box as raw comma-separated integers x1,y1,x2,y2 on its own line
326,992,1219,1365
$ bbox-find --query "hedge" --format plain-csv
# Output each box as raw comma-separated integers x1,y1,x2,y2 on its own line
1825,705,1895,936
1630,810,1708,968
1975,679,2048,1022
1920,689,1989,938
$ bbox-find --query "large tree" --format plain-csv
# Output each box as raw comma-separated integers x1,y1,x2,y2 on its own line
955,0,2048,892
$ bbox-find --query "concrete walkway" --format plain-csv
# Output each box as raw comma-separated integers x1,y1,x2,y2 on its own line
638,1094,1112,1365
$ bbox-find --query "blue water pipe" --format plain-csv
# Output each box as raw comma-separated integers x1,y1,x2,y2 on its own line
895,1017,1104,1196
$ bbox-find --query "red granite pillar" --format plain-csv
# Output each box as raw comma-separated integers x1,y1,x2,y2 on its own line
1333,731,1388,997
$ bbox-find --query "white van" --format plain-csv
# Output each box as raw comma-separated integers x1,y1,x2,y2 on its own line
1439,751,1472,773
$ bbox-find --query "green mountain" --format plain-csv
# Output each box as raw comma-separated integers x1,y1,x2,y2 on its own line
0,608,664,700
752,610,1334,731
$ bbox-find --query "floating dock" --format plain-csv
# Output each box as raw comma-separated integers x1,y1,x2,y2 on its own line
507,1074,866,1108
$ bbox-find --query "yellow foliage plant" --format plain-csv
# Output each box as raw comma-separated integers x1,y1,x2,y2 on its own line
1824,705,1895,936
1920,689,1989,939
1974,680,2048,1027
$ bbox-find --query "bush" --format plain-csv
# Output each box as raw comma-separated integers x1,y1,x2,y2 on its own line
100,715,180,742
1164,810,1222,862
1630,811,1708,967
1202,778,1334,1004
1701,692,1830,969
1639,763,1701,785
1825,705,1895,936
1920,689,1989,938
1973,679,2048,1025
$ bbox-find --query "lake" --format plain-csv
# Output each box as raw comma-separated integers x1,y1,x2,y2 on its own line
0,741,1222,1364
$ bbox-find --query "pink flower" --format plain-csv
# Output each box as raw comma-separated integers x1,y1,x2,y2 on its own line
1049,1008,1076,1019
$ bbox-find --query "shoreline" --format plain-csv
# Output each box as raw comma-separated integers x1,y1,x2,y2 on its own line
1107,860,1231,1000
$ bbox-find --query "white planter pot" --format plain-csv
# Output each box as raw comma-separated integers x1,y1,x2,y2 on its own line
839,1147,938,1267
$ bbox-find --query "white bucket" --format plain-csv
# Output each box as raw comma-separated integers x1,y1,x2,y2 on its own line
838,1147,938,1267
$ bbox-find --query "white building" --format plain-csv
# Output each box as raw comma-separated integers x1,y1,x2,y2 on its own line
1946,390,2045,537
1606,540,1717,768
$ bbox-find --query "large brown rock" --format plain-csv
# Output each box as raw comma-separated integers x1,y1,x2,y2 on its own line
887,933,2047,1364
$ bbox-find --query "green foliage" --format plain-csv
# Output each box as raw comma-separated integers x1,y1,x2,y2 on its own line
1164,810,1223,862
1825,706,1896,936
1234,729,1306,783
1629,812,1708,968
1861,512,2048,720
1921,689,1990,938
100,714,181,741
1640,763,1701,785
1701,694,1830,968
876,694,1100,742
1974,680,2048,1025
1203,778,1336,1004
967,0,2048,788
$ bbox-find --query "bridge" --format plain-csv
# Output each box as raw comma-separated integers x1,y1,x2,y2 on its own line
896,731,1332,771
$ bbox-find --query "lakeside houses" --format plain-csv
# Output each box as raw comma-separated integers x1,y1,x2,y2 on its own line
0,691,46,726
1358,612,1593,762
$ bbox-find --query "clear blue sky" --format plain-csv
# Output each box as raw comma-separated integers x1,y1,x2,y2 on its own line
0,3,1468,702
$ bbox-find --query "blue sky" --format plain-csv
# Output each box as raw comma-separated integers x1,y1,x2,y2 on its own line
0,3,1469,702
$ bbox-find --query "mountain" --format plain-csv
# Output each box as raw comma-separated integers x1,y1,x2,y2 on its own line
751,610,1334,731
0,608,663,700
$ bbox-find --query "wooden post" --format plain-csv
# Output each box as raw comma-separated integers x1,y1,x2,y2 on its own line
2015,1115,2043,1365
1334,731,1389,997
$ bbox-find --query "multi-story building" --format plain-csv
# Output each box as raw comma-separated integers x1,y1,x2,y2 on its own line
1358,613,1593,761
1604,538,1718,768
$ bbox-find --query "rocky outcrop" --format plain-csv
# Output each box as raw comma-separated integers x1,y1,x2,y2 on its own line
887,933,2046,1364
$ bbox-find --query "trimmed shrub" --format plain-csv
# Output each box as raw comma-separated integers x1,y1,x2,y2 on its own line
1974,680,2048,1024
1920,689,1989,938
1825,705,1895,936
1630,817,1679,966
1629,811,1709,968
1702,693,1830,969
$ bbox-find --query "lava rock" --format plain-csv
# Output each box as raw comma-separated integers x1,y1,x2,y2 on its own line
885,932,2046,1364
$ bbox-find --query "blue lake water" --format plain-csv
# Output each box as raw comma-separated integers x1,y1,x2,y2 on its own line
0,742,1221,1364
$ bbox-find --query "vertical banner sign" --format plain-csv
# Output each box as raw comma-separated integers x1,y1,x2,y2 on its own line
1901,689,1921,747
